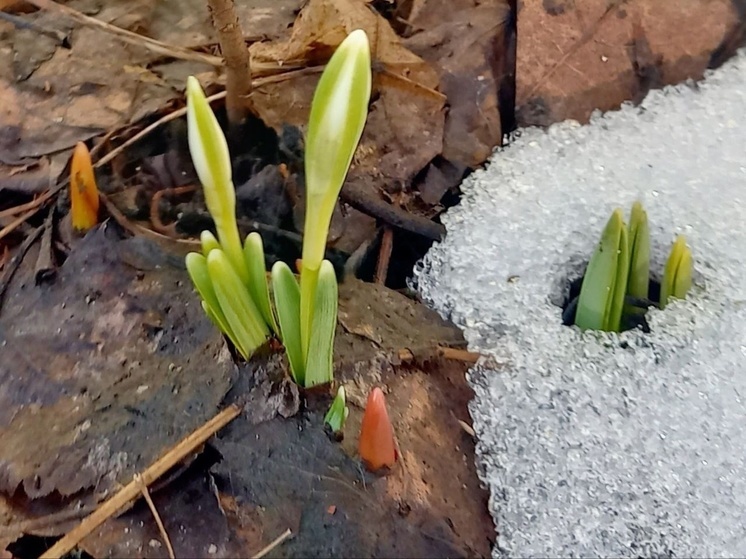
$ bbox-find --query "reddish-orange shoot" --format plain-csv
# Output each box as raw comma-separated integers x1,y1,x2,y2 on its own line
70,142,99,232
358,387,397,471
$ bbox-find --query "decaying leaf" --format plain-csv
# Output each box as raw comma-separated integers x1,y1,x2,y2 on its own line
0,226,236,500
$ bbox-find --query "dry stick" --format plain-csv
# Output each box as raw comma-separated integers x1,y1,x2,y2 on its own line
0,181,67,238
134,474,176,559
251,528,293,559
397,346,483,364
437,346,482,363
374,226,393,284
0,207,40,243
341,183,445,242
207,0,254,125
40,404,242,559
24,0,223,67
0,193,50,219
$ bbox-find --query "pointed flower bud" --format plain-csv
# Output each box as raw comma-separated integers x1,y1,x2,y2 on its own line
302,29,372,272
186,76,248,284
69,142,99,232
359,387,397,472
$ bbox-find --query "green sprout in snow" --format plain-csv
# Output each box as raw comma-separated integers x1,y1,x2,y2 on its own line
573,201,693,332
184,30,371,387
660,234,693,310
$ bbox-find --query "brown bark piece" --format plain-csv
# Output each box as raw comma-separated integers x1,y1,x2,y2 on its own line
517,0,743,126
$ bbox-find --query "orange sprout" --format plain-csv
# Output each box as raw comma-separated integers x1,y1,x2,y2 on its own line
358,387,397,472
70,142,99,232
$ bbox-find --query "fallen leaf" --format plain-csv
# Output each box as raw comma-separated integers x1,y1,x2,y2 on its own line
0,226,236,500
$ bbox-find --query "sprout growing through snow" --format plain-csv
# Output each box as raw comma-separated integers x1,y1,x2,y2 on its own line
660,235,693,309
574,201,693,332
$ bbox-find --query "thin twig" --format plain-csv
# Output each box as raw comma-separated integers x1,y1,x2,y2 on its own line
251,528,292,559
134,474,175,559
0,193,50,219
99,192,198,249
437,346,482,363
374,226,393,284
40,404,242,559
341,183,445,241
0,207,41,242
0,181,67,238
207,0,254,126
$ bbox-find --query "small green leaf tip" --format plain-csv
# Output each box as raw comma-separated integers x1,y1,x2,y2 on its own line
324,386,349,434
660,235,693,309
575,208,629,332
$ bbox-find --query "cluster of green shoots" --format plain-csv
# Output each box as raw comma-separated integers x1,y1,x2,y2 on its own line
574,201,693,332
185,29,372,388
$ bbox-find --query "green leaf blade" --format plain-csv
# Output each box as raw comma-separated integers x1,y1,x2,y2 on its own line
626,201,650,317
243,232,277,333
304,260,338,388
575,209,624,331
207,249,269,359
272,261,305,384
607,218,630,333
185,252,234,340
661,235,688,309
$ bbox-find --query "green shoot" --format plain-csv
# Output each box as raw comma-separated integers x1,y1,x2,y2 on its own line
660,235,693,309
186,76,248,284
574,202,694,332
626,201,650,316
272,29,371,387
575,209,629,332
324,385,349,434
185,29,371,385
271,261,304,384
184,77,275,359
300,29,372,361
